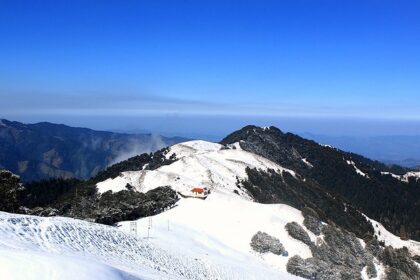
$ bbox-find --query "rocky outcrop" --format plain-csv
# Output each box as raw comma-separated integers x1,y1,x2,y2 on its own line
250,231,288,256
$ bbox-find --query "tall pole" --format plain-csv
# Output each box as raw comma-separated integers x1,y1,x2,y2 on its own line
147,217,152,239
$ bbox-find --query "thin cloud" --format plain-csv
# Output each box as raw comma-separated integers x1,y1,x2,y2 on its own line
1,89,420,120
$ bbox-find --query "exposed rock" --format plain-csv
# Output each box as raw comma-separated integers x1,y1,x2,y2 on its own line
250,231,288,256
413,255,420,263
285,222,312,246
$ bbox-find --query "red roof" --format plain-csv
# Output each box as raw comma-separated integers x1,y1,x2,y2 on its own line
191,188,204,194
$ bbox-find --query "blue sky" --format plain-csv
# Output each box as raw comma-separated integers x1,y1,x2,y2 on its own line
0,0,419,138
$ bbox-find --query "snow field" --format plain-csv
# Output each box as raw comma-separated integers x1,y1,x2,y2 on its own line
119,192,313,277
97,140,297,198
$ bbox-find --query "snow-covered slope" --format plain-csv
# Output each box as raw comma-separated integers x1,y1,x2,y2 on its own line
97,140,296,197
0,250,136,280
365,215,420,256
2,139,419,279
0,141,309,279
0,211,297,280
97,140,420,255
119,192,313,277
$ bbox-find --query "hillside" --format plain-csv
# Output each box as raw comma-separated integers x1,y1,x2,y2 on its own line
221,126,420,241
0,210,298,280
0,119,185,182
1,126,420,279
301,133,420,168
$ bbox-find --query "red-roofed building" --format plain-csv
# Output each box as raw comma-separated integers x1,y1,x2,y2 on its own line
191,187,204,194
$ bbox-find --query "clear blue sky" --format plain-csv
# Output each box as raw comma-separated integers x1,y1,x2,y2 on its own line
1,0,419,138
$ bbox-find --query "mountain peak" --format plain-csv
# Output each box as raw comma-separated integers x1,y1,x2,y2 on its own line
221,125,283,144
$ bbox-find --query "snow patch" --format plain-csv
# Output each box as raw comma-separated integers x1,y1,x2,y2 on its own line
346,159,369,178
380,171,420,183
380,171,403,180
403,171,420,182
364,214,420,256
301,158,313,168
96,172,142,194
320,143,333,148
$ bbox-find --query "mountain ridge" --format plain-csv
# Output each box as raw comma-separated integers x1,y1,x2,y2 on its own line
221,125,420,241
0,119,187,182
1,128,419,279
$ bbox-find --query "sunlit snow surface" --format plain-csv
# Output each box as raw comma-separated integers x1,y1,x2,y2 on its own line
0,250,139,280
364,214,420,256
2,140,420,279
381,171,420,182
0,210,300,280
120,193,313,276
97,140,296,196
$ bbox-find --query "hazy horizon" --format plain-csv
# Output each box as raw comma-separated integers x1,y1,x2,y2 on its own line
1,1,420,138
3,115,420,141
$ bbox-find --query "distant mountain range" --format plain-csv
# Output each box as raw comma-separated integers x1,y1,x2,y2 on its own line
1,125,419,279
301,133,420,168
0,119,186,182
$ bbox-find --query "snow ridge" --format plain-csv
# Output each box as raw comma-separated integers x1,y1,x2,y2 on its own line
380,171,420,182
97,140,297,198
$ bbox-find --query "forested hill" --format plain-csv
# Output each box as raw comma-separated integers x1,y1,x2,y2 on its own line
222,125,420,241
0,119,186,182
